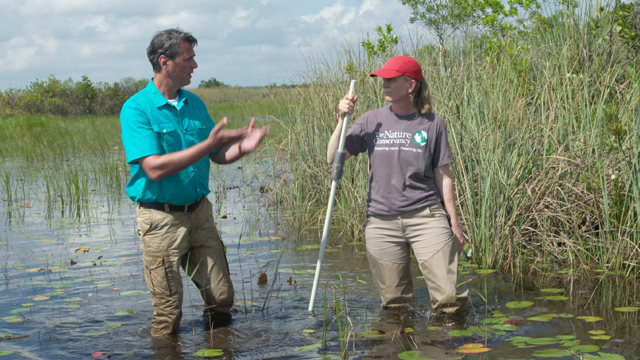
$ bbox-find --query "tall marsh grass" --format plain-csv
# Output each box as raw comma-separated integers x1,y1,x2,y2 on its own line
275,3,640,275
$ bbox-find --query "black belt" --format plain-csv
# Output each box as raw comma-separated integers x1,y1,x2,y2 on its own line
139,198,204,213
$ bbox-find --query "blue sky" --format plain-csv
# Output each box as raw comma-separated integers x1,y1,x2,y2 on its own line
0,0,423,90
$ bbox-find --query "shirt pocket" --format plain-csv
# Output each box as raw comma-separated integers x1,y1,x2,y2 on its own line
152,122,181,153
187,120,209,143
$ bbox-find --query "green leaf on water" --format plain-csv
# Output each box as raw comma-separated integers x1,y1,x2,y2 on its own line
397,350,434,360
527,315,553,322
556,335,576,340
63,305,80,309
115,310,134,315
483,317,508,324
589,330,606,335
569,345,600,353
11,308,30,314
293,343,322,351
54,289,65,294
427,326,441,331
85,330,108,336
490,324,517,331
561,340,581,347
475,269,496,275
507,336,533,342
193,349,224,357
540,288,564,293
120,291,146,296
64,297,81,302
358,330,388,338
83,279,94,282
21,303,33,307
302,329,315,333
447,330,473,337
537,296,569,301
103,323,121,329
0,351,15,356
558,313,574,318
527,338,558,345
506,301,534,309
614,307,639,312
324,249,339,253
532,349,571,357
297,245,320,250
591,335,611,340
2,316,22,323
577,316,603,322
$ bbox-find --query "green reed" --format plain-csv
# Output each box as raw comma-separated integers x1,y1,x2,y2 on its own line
275,3,640,275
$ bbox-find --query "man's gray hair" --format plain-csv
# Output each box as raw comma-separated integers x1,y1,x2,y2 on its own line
147,28,198,73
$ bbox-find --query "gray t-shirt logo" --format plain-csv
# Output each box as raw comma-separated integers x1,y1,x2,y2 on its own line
413,130,428,146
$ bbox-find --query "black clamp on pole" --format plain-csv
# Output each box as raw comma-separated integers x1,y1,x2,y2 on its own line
331,150,347,181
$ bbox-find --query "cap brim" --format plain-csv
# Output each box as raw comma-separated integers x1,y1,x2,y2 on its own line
369,69,403,78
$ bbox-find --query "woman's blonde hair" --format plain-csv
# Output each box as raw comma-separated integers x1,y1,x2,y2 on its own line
404,76,432,114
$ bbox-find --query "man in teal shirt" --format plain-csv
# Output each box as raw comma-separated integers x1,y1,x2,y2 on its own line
120,28,269,336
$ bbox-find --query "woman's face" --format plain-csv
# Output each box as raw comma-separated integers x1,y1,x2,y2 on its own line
382,76,412,103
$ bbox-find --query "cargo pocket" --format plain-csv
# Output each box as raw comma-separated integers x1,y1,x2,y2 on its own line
143,255,175,296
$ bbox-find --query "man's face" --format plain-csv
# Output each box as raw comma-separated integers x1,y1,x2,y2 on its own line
166,41,198,88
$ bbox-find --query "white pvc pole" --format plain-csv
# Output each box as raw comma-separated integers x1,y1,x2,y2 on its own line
308,80,357,312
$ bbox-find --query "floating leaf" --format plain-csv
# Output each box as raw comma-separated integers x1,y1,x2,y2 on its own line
75,248,90,253
21,303,33,307
556,335,576,340
532,349,571,357
527,315,553,322
540,288,564,293
358,330,387,338
427,326,441,331
11,308,30,314
26,268,45,273
527,338,558,345
193,349,224,357
85,330,108,336
404,327,414,333
293,343,322,351
589,330,607,335
2,316,22,323
103,323,121,329
591,335,611,340
507,336,533,343
583,353,627,360
397,350,433,359
456,343,492,354
577,316,603,322
561,340,581,347
475,269,496,275
447,330,473,337
506,301,534,309
0,351,15,356
33,296,50,301
114,310,134,315
297,245,320,250
120,291,146,296
64,298,82,302
257,273,268,286
302,329,315,333
569,345,600,353
54,290,65,294
614,307,639,312
558,313,574,318
537,296,569,301
63,305,80,309
490,324,517,331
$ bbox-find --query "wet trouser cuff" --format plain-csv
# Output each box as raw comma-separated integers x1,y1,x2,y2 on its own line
419,239,469,314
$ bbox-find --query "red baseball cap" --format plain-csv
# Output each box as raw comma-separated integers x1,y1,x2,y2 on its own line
370,55,424,83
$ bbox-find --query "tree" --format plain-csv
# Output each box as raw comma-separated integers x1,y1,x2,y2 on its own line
198,77,229,88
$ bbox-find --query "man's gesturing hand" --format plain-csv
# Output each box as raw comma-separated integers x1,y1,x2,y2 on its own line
207,118,248,152
239,117,270,155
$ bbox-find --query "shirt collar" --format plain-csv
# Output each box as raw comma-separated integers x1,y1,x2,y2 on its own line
147,78,189,108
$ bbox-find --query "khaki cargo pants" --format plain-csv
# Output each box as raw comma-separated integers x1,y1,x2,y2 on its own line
365,203,468,313
136,197,234,336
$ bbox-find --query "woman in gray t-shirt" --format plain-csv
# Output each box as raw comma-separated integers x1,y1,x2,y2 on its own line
326,55,468,313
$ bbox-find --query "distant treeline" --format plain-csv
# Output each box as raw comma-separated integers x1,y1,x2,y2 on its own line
0,75,148,116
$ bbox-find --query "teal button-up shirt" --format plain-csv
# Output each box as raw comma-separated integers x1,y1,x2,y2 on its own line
120,80,218,205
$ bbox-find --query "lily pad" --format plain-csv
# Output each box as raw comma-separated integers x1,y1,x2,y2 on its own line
120,291,146,296
0,351,15,356
589,330,606,335
614,307,639,312
540,288,564,293
506,301,534,309
103,323,121,329
427,326,441,331
569,345,600,353
115,310,134,315
583,353,627,360
293,343,322,351
11,308,30,314
2,316,22,323
297,245,320,250
21,303,33,307
397,350,434,359
193,349,224,357
561,340,581,347
527,338,558,345
33,296,50,301
63,305,80,309
456,343,492,354
302,329,315,333
358,330,388,338
556,335,576,340
532,349,571,357
490,324,517,331
537,296,569,301
577,316,603,322
475,269,496,275
447,330,473,337
527,315,553,322
64,298,81,302
591,335,611,340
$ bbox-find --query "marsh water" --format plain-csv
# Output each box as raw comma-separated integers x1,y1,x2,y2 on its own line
0,156,639,360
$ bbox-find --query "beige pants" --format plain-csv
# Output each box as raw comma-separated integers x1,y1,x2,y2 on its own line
137,197,234,336
365,204,468,312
